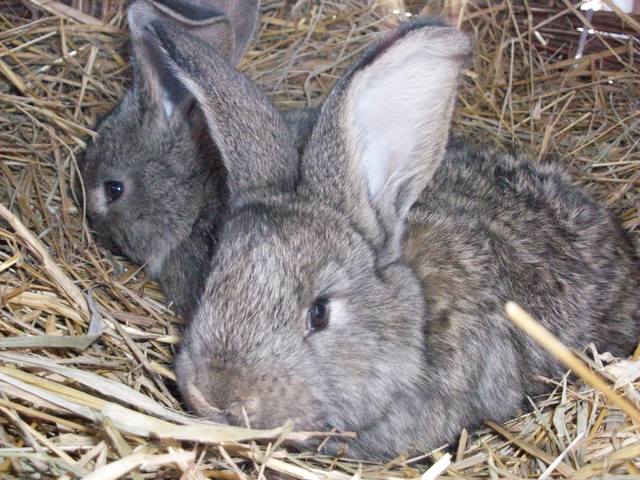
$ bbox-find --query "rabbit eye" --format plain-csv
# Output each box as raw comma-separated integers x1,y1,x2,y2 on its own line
307,299,329,331
104,181,124,203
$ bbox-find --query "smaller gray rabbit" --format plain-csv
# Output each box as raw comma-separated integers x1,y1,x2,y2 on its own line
145,18,639,459
78,0,317,318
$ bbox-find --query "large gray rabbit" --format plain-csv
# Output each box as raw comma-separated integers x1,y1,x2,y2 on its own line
78,0,318,318
143,18,639,458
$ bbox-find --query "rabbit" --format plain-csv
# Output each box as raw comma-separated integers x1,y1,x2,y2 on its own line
142,17,640,459
77,0,318,318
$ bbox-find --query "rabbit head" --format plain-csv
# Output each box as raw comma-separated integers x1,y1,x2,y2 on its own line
143,18,471,449
78,0,258,274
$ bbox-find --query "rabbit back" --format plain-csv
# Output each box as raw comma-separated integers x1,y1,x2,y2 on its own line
407,143,640,395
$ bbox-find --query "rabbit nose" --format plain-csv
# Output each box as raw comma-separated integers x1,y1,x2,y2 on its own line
208,402,249,426
183,382,233,420
209,410,230,425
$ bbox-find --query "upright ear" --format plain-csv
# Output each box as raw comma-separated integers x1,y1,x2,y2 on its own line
141,20,298,203
300,19,472,261
205,0,260,65
127,0,260,121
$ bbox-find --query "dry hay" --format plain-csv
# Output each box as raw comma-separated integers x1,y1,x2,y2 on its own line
0,0,639,478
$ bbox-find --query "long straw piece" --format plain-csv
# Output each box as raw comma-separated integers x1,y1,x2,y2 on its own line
505,301,640,425
0,202,89,318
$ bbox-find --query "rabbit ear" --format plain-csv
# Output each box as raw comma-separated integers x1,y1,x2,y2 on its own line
128,0,261,120
141,20,298,202
128,0,234,120
204,0,260,64
135,0,261,64
301,20,472,261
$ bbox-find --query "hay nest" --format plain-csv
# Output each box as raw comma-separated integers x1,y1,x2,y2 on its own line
0,0,639,478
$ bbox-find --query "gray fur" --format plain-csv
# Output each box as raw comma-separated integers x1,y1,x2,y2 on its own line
148,19,639,458
78,0,316,318
281,107,320,154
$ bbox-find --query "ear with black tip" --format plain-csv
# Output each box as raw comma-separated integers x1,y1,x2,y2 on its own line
133,0,261,64
207,0,260,64
300,19,472,260
128,0,234,121
141,20,298,203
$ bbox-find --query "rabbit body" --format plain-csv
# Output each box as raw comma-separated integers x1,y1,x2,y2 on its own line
140,18,640,458
177,143,639,459
353,143,640,457
79,0,318,317
81,89,226,318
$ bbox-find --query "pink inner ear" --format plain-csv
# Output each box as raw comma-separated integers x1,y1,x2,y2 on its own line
137,24,191,119
346,24,471,230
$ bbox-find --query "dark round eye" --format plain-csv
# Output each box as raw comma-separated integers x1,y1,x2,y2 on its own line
104,181,124,203
307,299,329,331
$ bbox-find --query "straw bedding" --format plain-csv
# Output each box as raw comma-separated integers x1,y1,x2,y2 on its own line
0,0,639,478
